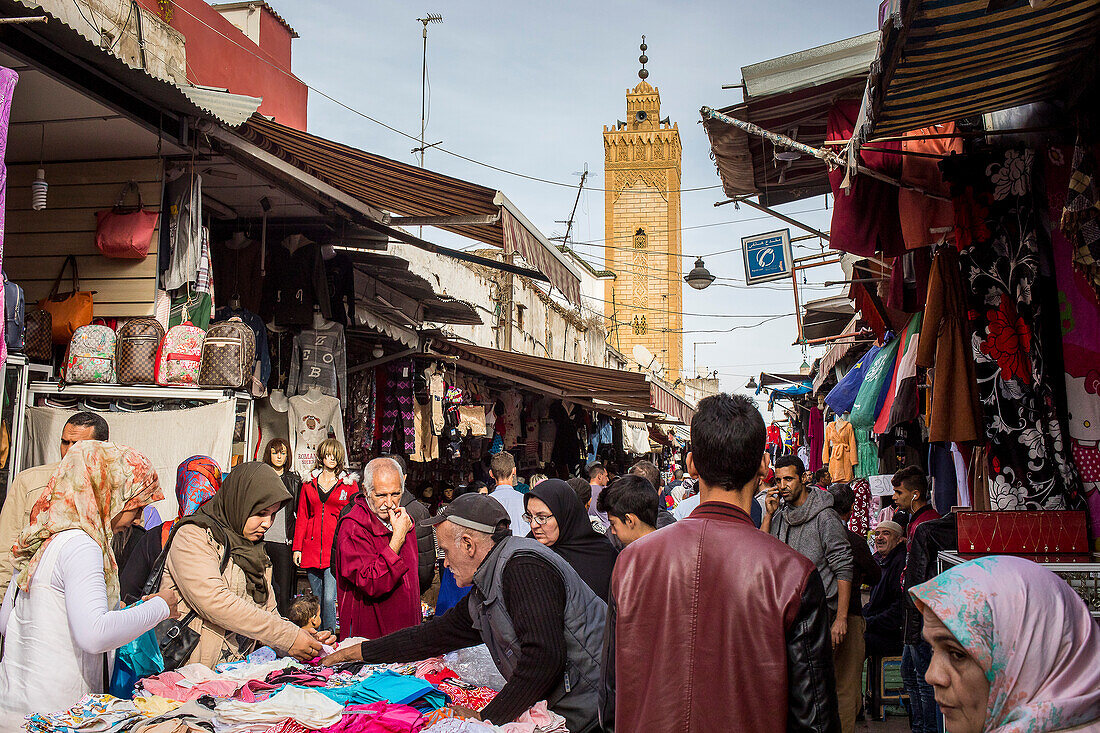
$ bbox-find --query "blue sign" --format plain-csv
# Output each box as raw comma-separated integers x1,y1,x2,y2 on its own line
742,229,793,285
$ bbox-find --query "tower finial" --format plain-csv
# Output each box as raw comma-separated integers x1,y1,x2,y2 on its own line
638,35,649,80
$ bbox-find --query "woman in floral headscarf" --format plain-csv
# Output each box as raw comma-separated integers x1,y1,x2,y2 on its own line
120,456,222,604
910,555,1100,733
0,442,179,724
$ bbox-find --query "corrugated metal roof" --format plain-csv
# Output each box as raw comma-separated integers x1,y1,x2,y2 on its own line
856,0,1100,139
703,32,877,206
177,85,262,127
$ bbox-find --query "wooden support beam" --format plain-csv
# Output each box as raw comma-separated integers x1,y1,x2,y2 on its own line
386,213,500,227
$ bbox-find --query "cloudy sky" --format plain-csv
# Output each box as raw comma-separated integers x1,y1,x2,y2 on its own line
278,0,875,412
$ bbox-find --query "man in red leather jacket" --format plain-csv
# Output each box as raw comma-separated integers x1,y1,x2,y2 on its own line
600,393,839,732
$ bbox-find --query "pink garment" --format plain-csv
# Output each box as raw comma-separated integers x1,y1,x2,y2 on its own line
140,672,244,702
500,701,568,733
320,702,424,733
910,556,1100,733
807,406,824,472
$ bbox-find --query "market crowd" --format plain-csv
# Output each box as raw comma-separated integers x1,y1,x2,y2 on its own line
0,398,1098,733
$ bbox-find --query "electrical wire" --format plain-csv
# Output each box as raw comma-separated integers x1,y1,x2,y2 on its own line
165,1,725,195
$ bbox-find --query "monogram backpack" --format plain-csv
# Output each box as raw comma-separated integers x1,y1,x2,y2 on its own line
198,318,256,389
155,322,205,386
116,317,165,384
63,324,116,385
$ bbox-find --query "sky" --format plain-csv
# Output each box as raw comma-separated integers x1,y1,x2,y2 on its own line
277,0,876,416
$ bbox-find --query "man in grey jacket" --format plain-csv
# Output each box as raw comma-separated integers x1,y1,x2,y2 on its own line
762,455,854,650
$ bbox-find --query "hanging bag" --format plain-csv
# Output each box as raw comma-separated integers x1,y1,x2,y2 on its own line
39,255,94,344
142,524,231,672
95,180,159,260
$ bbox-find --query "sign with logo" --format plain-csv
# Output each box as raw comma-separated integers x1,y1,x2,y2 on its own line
742,229,793,285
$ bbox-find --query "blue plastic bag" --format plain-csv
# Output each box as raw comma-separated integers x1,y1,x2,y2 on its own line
109,627,164,699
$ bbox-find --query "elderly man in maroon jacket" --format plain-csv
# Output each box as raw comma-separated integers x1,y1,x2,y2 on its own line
333,456,421,640
600,393,839,733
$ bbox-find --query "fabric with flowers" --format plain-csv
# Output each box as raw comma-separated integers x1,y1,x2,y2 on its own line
946,149,1082,510
13,441,161,609
174,455,222,520
910,556,1100,733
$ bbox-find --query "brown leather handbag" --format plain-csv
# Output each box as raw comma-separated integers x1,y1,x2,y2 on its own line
39,255,94,344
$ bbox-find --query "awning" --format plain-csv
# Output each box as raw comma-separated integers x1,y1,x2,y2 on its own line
429,340,694,424
812,316,868,393
802,295,857,341
702,32,877,206
854,0,1100,140
239,116,582,304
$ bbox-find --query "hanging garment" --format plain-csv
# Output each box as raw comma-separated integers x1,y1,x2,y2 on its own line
211,236,264,315
825,342,884,416
1047,142,1100,538
886,246,933,313
288,321,348,409
822,419,858,482
877,312,923,433
826,99,906,258
849,334,901,431
856,428,878,480
947,148,1083,511
410,399,440,462
928,442,959,514
323,251,356,326
287,392,345,476
379,361,415,455
916,246,983,443
1061,139,1100,297
898,123,963,250
266,327,295,393
807,406,825,472
163,172,203,291
847,478,872,535
263,240,332,327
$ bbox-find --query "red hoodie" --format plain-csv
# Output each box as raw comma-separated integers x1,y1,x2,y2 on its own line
293,470,357,569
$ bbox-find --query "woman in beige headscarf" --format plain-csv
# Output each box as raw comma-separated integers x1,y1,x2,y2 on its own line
0,442,178,723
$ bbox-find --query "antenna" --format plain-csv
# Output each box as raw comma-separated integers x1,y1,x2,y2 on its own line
416,13,444,169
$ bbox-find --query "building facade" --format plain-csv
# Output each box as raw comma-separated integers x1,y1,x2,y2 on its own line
603,58,683,383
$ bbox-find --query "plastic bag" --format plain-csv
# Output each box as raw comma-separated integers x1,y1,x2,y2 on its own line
442,644,507,691
110,627,165,699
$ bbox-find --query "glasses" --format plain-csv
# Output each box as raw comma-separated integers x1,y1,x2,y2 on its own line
522,512,554,526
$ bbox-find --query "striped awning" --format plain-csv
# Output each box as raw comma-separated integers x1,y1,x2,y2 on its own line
501,208,581,306
857,0,1100,139
649,382,696,426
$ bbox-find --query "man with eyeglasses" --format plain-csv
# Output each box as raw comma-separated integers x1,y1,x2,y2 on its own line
864,520,907,658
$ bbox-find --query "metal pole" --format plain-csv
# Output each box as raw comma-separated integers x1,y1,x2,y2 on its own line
715,196,831,241
420,23,427,169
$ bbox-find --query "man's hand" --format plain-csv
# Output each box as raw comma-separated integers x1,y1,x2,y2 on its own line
389,507,414,553
765,487,780,516
319,642,364,667
310,628,337,647
831,614,848,648
447,705,482,721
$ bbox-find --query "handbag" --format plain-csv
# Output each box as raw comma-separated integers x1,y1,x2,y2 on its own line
95,180,159,259
956,510,1088,556
23,309,52,362
143,524,231,671
39,255,94,344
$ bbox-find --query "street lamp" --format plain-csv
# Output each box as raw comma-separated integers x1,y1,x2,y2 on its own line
745,376,758,390
684,257,715,290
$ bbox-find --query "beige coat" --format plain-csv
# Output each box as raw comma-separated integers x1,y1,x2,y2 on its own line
162,524,299,668
0,463,58,600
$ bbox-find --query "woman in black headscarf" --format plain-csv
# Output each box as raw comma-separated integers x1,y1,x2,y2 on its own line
523,479,618,600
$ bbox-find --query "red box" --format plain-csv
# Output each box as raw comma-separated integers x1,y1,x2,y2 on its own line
955,510,1089,556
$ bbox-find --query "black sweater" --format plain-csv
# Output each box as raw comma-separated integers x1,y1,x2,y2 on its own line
358,554,566,724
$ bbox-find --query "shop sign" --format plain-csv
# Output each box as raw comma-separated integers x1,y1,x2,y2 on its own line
742,229,793,285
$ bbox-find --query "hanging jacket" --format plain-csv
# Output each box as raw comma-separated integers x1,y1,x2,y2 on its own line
263,242,332,327
293,470,357,569
288,322,348,409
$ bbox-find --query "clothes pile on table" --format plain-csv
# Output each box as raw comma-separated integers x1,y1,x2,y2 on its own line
22,645,567,733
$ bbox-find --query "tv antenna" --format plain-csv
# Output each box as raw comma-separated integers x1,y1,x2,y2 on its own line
415,13,444,168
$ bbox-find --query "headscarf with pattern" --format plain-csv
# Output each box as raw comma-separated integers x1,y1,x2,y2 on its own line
174,456,222,520
910,555,1100,733
14,441,162,608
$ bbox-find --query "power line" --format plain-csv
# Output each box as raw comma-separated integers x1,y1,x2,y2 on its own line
166,2,724,195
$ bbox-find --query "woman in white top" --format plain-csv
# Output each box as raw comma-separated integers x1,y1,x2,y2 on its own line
0,442,179,725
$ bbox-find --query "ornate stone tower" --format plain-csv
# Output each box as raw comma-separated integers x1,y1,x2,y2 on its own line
603,37,683,383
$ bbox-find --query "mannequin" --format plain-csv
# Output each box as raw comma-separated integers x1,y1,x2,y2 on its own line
312,306,327,330
250,389,291,460
269,388,289,412
823,411,858,482
288,312,348,408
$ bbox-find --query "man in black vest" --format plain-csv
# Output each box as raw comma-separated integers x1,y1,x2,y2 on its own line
321,493,605,732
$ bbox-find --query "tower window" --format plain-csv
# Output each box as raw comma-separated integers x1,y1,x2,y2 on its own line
633,228,647,249
632,315,648,335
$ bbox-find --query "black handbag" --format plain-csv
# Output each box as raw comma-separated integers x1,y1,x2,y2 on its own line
143,524,230,671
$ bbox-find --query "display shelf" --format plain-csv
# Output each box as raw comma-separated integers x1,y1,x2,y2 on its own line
938,550,1100,619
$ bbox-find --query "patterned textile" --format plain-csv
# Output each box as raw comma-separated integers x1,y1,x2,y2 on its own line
380,360,415,455
1061,140,1100,297
910,556,1100,733
23,694,142,733
846,478,872,535
174,455,222,520
436,681,498,711
948,149,1083,511
0,68,16,363
14,442,161,609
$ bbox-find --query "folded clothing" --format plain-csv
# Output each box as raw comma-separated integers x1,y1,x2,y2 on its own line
24,695,142,733
319,702,424,733
213,686,344,731
308,670,446,712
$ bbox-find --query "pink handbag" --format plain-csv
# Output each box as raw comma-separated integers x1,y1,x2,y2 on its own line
95,180,159,259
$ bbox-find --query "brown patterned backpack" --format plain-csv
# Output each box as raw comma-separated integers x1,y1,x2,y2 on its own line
116,317,165,384
198,317,255,389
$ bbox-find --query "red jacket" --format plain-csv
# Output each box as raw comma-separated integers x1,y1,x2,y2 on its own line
332,494,421,641
293,470,357,569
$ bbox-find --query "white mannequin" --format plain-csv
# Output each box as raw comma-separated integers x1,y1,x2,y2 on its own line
303,385,324,401
312,307,327,330
269,389,289,412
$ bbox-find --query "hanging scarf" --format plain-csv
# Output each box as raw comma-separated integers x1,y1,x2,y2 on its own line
524,479,618,601
176,462,290,604
14,441,162,609
910,556,1100,732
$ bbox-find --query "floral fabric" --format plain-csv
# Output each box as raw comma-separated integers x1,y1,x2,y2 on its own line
947,149,1083,510
910,556,1100,733
174,456,221,520
14,442,162,609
